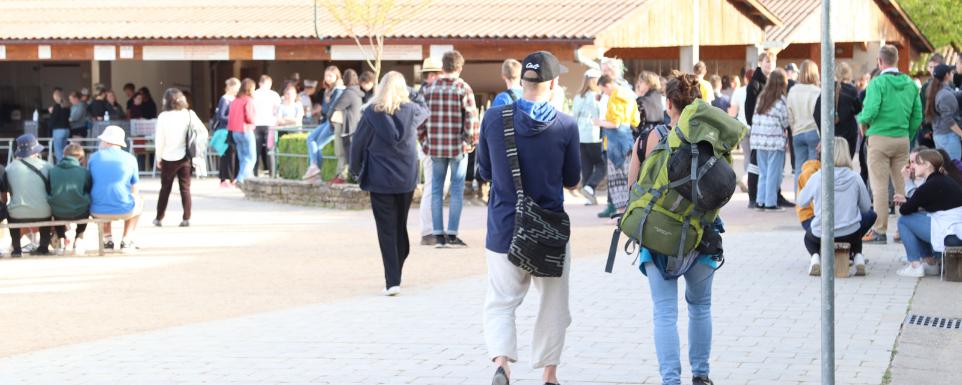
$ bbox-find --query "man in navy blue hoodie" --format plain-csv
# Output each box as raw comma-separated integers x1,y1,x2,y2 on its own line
477,51,581,385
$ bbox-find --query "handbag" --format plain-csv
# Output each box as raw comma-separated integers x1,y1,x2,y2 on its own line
500,106,570,278
185,110,199,159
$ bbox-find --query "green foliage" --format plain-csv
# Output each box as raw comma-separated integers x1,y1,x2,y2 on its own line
900,0,962,48
276,133,336,181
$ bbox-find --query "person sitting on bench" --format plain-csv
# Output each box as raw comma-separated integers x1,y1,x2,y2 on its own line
3,134,54,257
798,137,876,276
49,144,92,256
89,125,142,252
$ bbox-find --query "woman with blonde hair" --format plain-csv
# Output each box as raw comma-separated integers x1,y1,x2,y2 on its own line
350,71,429,296
787,59,821,182
797,137,875,276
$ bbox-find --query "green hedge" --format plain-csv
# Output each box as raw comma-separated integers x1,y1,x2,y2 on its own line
276,133,336,181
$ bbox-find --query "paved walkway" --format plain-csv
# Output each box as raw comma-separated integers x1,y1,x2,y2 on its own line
0,209,917,385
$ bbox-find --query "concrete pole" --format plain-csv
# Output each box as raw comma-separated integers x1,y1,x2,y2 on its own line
819,1,836,384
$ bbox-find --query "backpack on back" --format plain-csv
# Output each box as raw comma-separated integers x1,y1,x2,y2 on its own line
614,99,746,261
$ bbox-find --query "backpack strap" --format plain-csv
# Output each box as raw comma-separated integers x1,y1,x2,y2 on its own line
20,159,50,195
506,89,518,103
499,105,525,198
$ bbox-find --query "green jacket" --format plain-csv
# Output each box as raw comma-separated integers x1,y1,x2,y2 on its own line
48,156,92,219
856,71,922,139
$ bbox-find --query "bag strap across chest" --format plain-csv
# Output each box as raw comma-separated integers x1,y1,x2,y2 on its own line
500,105,525,198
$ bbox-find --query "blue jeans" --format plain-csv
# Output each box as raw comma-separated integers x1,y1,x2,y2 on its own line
898,212,932,263
52,128,70,163
233,131,257,182
792,130,819,182
646,261,714,385
431,155,467,235
307,122,333,167
756,149,785,208
934,132,961,161
604,125,634,168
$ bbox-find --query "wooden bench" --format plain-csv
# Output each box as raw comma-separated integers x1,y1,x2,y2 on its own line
944,246,962,282
0,218,113,256
834,242,851,278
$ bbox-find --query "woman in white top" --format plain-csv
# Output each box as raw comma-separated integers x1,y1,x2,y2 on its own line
153,88,208,227
786,59,821,182
277,85,305,127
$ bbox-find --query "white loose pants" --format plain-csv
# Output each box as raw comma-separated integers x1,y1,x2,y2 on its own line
483,245,572,368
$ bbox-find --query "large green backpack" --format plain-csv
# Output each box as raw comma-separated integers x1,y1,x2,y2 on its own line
616,99,746,259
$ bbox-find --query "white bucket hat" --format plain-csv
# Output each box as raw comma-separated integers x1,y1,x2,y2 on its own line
98,125,128,147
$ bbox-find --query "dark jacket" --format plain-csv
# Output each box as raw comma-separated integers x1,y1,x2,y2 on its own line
49,103,70,129
88,99,110,119
214,95,232,129
813,82,862,140
331,85,364,137
900,173,962,215
477,103,581,253
745,66,767,126
48,156,92,219
350,102,429,194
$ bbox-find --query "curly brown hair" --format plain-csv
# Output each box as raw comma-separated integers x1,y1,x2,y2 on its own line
665,72,701,112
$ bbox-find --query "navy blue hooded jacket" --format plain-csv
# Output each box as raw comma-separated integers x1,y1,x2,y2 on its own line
350,102,429,194
477,102,581,253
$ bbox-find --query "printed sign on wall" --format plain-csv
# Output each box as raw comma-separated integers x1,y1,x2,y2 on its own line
38,45,51,59
143,45,229,61
330,45,422,61
94,45,117,61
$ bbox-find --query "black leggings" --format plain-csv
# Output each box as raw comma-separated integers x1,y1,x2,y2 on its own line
254,125,272,177
580,143,606,189
8,217,52,254
219,131,237,182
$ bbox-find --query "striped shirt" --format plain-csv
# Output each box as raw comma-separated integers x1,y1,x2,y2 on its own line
418,76,480,158
749,96,789,152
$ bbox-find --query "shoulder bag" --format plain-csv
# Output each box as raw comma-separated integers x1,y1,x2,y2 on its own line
500,106,570,277
185,110,199,159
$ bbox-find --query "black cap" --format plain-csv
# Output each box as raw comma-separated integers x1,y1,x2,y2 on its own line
933,63,953,79
521,51,566,83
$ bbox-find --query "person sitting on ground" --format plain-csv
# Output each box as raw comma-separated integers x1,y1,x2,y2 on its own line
89,125,143,252
2,134,54,257
797,137,875,276
893,149,962,277
796,144,821,232
49,144,92,256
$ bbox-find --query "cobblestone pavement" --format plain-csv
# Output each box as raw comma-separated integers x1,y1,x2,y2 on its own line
0,200,917,385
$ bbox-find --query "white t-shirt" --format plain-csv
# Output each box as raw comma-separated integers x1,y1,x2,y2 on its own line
730,86,748,128
252,88,281,126
154,109,209,161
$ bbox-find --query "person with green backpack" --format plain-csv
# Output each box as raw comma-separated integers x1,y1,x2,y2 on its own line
619,73,746,385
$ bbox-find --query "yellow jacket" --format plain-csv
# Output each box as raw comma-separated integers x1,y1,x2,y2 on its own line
797,160,821,223
605,87,641,128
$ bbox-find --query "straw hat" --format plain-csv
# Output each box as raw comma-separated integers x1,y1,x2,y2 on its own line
420,57,443,73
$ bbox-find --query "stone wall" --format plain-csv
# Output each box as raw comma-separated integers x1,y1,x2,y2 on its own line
240,178,424,210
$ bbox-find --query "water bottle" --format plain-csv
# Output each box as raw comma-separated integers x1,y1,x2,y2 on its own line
105,111,110,122
32,109,39,122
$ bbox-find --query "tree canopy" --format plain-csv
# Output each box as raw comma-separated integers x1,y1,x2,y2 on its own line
900,0,962,48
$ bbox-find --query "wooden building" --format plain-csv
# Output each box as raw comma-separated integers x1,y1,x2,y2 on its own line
0,0,783,131
761,0,934,78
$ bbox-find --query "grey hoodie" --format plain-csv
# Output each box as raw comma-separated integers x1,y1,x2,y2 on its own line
798,167,871,236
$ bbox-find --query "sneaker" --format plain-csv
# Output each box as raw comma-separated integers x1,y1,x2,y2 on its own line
581,186,597,206
923,263,941,277
896,264,924,278
854,253,866,276
862,230,886,244
22,243,37,254
120,240,138,253
74,242,87,256
420,235,436,246
597,203,616,218
301,165,321,180
747,201,758,209
219,180,231,188
10,251,22,258
179,220,190,227
693,376,714,385
765,206,786,212
32,249,51,256
809,254,821,276
104,240,115,250
777,195,795,208
384,286,401,296
433,235,447,249
446,235,468,248
54,247,66,256
329,176,346,185
153,219,162,227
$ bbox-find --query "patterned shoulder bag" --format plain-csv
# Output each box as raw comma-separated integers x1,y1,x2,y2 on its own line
500,106,570,277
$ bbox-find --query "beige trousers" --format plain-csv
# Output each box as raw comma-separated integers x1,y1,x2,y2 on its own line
866,135,909,233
